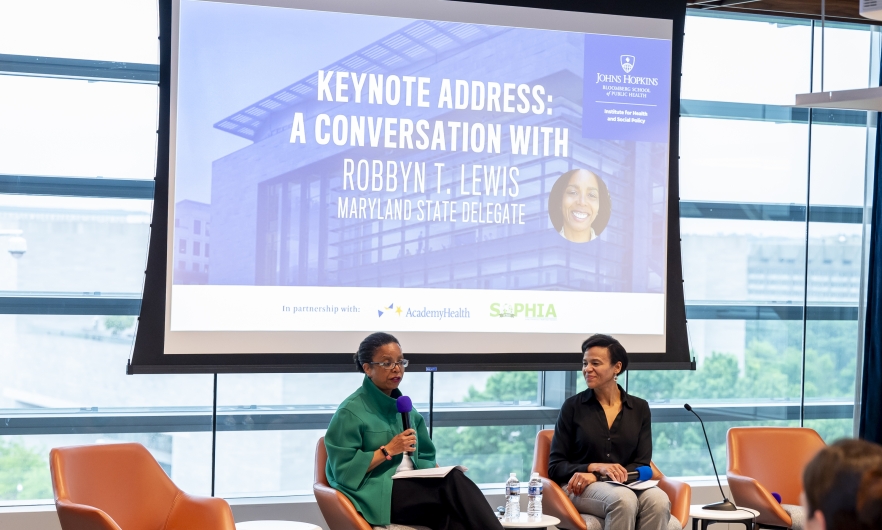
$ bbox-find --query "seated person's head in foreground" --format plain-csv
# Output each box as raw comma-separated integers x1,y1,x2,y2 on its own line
802,438,882,530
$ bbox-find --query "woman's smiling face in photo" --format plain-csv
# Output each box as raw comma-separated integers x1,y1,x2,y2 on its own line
561,169,601,240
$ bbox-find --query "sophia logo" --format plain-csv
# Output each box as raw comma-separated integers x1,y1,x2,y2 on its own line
490,302,557,319
621,55,636,73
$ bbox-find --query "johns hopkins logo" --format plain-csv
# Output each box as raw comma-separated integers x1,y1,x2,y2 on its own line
621,55,636,73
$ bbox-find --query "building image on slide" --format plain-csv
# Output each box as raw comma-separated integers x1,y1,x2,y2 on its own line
186,17,668,294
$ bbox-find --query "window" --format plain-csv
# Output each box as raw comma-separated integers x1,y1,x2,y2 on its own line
0,7,875,504
0,77,158,179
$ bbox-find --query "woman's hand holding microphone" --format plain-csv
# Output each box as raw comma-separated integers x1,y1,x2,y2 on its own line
384,429,416,456
370,429,416,471
568,463,629,496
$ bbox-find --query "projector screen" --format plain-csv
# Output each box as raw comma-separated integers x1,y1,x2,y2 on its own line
130,0,690,373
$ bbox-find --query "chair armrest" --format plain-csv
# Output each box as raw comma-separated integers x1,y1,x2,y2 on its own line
657,476,691,529
313,483,372,530
165,492,236,530
539,478,586,530
55,499,122,530
726,472,792,528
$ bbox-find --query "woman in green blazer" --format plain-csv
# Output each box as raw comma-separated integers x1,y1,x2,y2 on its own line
324,332,504,530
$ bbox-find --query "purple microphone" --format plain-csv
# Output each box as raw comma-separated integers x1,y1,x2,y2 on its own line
396,396,414,456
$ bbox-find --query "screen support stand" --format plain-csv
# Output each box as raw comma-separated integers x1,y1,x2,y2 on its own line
428,371,434,438
211,373,218,497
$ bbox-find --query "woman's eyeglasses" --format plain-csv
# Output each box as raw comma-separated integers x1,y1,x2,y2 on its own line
370,359,409,370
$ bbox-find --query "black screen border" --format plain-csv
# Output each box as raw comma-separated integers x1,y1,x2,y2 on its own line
129,0,692,374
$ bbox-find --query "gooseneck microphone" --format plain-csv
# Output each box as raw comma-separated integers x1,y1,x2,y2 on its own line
396,396,414,456
684,403,737,511
595,465,653,484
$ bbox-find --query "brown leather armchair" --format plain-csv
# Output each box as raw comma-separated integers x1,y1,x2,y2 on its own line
314,437,372,530
532,429,691,530
727,427,826,529
49,442,236,530
313,437,430,530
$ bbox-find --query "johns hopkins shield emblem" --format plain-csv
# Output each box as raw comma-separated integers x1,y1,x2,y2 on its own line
621,55,635,73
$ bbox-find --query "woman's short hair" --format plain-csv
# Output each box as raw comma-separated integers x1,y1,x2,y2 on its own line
547,169,612,235
353,332,400,373
581,334,628,372
803,438,882,530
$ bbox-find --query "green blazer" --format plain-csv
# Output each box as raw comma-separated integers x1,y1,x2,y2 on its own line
324,376,436,526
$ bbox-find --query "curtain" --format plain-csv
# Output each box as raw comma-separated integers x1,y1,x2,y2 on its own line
860,112,882,445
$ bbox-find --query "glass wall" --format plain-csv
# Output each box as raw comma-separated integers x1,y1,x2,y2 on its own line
0,5,875,502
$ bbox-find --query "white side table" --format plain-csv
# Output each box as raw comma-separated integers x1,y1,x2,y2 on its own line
499,514,561,529
689,505,760,530
236,521,321,530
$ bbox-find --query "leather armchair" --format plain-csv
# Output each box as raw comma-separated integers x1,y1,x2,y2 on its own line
727,427,826,529
314,437,373,530
314,437,432,530
531,429,691,530
50,442,235,530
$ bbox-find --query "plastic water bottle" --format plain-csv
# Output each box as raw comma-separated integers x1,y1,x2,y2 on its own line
504,473,520,519
527,472,543,518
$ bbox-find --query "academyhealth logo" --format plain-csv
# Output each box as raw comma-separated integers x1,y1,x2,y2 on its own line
490,302,557,320
377,303,402,317
621,55,636,73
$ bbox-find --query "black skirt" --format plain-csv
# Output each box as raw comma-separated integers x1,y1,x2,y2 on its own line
390,468,505,530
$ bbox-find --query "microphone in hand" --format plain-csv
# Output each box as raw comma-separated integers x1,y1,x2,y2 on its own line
396,396,415,456
595,465,653,484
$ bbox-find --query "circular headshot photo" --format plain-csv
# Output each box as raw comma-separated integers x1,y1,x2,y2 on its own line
548,169,611,243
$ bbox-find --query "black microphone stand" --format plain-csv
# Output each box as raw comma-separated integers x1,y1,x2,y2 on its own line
684,404,737,511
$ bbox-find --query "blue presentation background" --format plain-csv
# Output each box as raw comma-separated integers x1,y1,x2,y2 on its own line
173,1,669,294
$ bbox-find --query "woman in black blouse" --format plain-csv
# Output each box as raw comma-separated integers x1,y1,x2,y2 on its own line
548,334,670,530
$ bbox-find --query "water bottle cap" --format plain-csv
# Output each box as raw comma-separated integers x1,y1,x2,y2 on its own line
531,472,539,478
510,473,516,477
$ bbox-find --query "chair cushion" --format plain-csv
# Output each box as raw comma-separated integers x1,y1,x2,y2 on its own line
373,525,432,530
782,504,805,530
579,513,681,530
580,513,604,530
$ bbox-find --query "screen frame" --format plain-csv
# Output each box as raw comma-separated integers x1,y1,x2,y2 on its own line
129,0,692,375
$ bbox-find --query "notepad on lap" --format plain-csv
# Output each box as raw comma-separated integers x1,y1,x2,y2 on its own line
605,479,659,490
392,465,467,479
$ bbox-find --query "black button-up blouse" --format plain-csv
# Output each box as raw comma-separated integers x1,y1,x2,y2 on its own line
547,385,652,485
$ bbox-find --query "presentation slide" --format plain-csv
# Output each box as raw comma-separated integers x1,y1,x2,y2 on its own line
165,0,673,355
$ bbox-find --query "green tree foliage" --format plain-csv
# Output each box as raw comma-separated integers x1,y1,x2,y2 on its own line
0,439,53,501
630,320,858,476
433,321,858,480
433,372,539,484
103,315,136,335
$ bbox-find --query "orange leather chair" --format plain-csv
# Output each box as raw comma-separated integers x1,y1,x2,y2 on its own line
727,427,826,529
50,443,236,530
532,430,691,530
313,437,430,530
